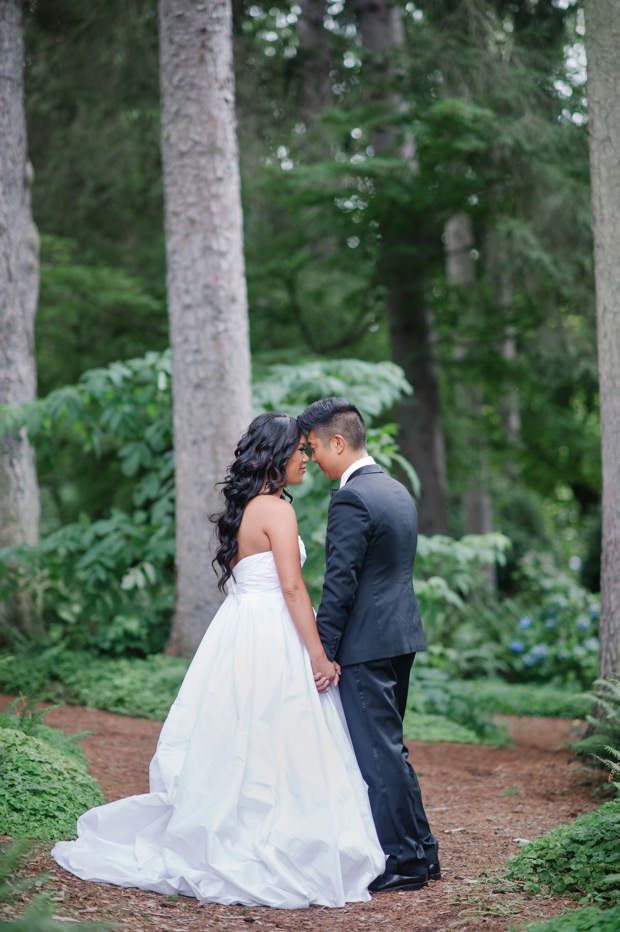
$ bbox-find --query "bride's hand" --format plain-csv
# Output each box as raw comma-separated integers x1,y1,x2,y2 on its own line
311,655,338,692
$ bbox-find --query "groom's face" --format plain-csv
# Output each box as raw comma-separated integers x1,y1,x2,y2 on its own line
306,430,344,481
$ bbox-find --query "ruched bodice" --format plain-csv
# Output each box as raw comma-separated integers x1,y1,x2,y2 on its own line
228,537,306,595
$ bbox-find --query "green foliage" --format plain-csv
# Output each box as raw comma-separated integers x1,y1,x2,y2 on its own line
0,650,188,721
402,711,492,745
0,698,90,765
505,799,620,905
0,353,421,646
452,679,591,720
0,839,112,931
501,553,600,687
408,665,510,746
418,546,600,688
0,728,104,841
521,906,620,932
596,746,620,794
572,679,620,769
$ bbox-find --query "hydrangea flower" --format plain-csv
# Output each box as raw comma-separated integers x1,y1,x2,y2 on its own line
583,637,599,652
576,616,591,631
531,644,549,660
510,640,525,653
544,618,557,630
518,616,532,630
522,654,536,667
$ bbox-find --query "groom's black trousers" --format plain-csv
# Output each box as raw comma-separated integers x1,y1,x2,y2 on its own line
338,652,438,876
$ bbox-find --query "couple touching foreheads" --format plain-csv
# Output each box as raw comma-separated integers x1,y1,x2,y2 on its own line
53,397,439,909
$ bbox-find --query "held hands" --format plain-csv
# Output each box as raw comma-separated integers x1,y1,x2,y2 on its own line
312,655,341,693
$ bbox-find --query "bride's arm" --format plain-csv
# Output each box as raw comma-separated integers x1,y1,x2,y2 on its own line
265,500,339,689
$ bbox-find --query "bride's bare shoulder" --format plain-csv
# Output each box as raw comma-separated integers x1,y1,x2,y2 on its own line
242,494,294,522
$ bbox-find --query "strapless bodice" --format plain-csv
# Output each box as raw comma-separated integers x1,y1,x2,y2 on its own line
228,537,306,595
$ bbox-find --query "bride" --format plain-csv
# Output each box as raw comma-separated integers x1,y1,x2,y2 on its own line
52,412,386,908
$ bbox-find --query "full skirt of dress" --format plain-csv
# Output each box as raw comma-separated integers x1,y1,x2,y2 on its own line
52,549,385,908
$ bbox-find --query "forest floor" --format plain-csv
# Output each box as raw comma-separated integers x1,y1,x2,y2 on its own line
1,698,605,932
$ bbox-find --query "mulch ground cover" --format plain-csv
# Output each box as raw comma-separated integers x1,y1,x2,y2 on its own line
1,697,605,932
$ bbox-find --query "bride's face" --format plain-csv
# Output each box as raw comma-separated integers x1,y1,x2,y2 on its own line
285,436,309,485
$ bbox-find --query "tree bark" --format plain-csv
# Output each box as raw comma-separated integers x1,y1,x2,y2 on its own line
159,0,253,656
585,0,620,679
296,0,331,122
444,211,493,536
0,0,41,635
352,0,449,535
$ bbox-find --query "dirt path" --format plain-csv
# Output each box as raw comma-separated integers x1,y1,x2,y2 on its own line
2,699,601,932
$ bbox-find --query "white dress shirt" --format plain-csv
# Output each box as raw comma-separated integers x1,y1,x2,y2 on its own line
339,455,377,488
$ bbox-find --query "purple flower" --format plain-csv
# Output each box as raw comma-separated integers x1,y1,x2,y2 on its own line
576,616,590,632
510,640,525,654
544,618,557,630
518,616,532,630
531,644,549,660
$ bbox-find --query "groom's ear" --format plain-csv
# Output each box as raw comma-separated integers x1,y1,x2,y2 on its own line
332,434,346,454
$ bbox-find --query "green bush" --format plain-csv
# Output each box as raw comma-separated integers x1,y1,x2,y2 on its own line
408,664,510,745
572,678,620,768
522,905,620,932
0,697,90,765
0,649,188,721
0,729,104,841
402,711,501,745
453,679,592,719
505,799,620,905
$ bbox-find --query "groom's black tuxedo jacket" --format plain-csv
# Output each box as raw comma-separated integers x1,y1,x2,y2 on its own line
316,464,426,666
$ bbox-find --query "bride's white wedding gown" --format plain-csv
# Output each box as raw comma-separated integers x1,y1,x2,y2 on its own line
52,540,385,908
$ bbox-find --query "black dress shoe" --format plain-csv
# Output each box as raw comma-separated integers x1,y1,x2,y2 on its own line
369,870,428,893
427,862,442,880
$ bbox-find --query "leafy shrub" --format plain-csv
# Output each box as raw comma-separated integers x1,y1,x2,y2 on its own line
0,697,90,765
501,552,600,688
0,729,104,840
522,905,620,932
408,664,510,745
0,649,188,720
505,799,620,905
452,679,592,719
402,711,499,745
572,678,620,767
0,353,419,649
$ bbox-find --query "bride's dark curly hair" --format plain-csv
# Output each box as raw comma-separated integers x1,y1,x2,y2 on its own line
210,412,303,591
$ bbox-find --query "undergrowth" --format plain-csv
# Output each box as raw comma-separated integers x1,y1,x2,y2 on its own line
505,799,620,906
521,904,620,931
0,699,104,841
0,838,112,929
0,728,104,840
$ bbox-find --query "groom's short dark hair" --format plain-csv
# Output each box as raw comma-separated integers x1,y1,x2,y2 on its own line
297,397,367,450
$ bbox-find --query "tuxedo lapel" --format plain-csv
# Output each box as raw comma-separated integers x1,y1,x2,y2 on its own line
344,465,383,484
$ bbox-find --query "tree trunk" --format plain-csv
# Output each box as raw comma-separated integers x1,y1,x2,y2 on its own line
297,0,331,122
0,0,41,636
444,211,493,536
159,0,252,657
352,0,449,535
585,0,620,679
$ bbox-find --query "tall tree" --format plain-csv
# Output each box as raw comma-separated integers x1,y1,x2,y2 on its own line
159,0,252,656
0,0,41,634
585,0,620,678
352,0,450,535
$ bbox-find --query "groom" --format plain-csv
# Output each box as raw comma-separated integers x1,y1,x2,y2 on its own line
298,397,439,893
